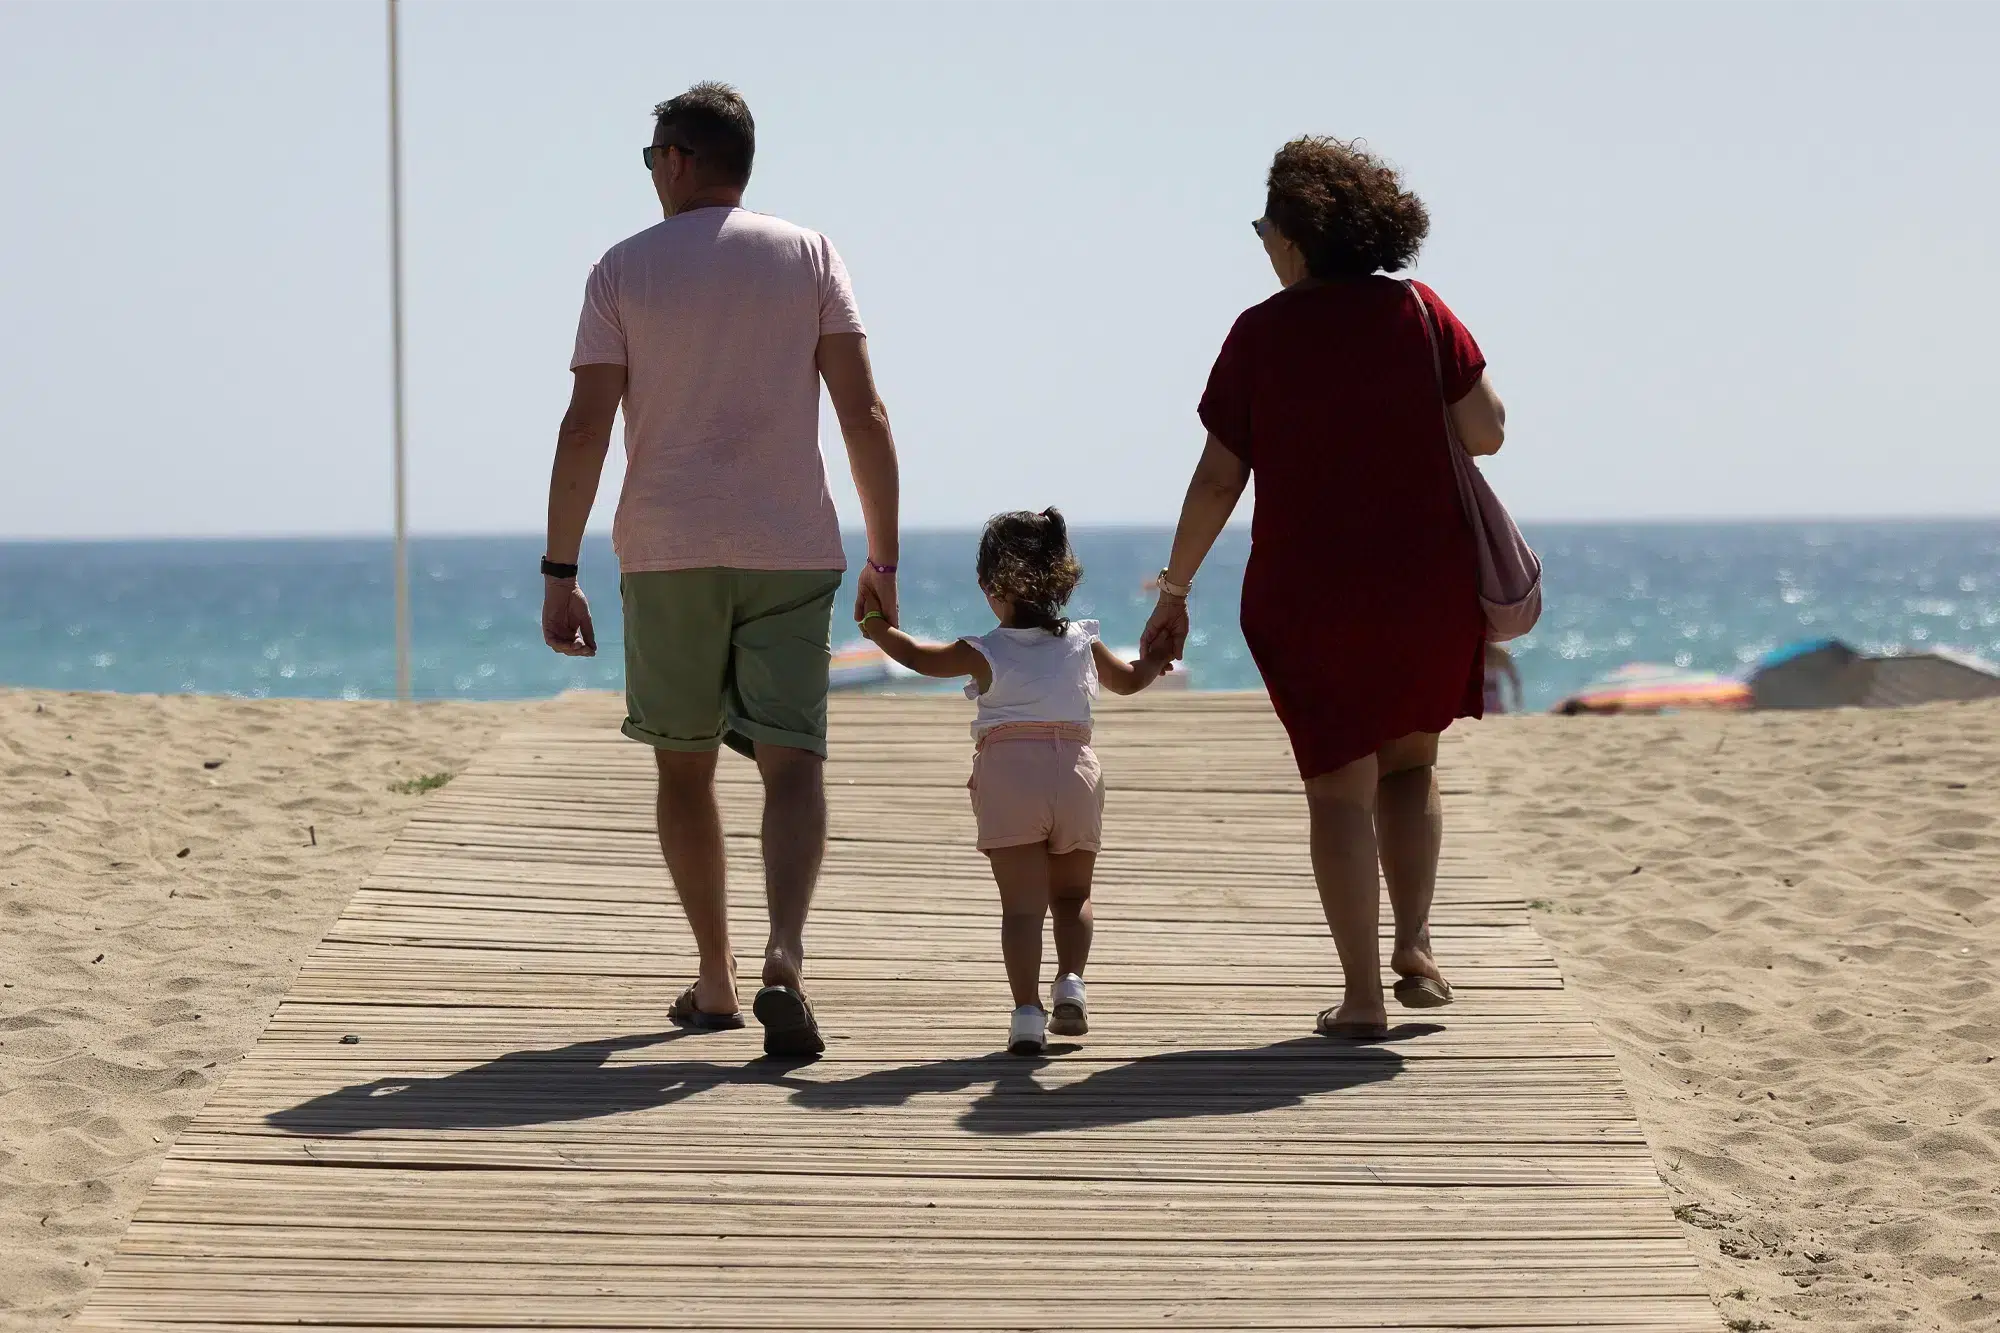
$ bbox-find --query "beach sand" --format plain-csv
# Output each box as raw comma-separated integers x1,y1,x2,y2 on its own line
1464,701,1999,1332
0,689,536,1330
2,689,1993,1331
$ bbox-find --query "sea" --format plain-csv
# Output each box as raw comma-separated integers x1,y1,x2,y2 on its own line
4,522,1998,714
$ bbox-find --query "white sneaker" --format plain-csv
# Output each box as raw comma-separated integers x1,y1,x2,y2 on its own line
1007,1004,1047,1056
1049,973,1089,1036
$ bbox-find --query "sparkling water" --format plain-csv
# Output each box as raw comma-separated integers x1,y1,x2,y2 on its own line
3,522,1996,713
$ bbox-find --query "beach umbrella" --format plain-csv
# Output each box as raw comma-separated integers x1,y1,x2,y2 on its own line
1552,663,1751,715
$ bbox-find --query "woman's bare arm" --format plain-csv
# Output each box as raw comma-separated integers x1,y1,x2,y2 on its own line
860,619,992,694
1450,373,1506,457
1140,434,1250,661
1164,434,1251,585
1091,639,1171,696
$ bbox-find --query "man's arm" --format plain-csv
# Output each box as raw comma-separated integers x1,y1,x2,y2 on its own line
541,363,625,656
816,332,900,624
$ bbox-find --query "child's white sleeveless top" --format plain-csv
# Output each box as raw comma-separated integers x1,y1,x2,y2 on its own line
959,620,1101,738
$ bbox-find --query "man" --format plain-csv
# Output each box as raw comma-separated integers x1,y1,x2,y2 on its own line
540,83,900,1057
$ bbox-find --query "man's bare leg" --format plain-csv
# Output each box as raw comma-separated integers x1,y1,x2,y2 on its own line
654,748,737,1014
754,743,826,993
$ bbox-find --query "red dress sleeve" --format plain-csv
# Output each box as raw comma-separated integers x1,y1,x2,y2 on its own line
1410,280,1486,402
1197,313,1257,464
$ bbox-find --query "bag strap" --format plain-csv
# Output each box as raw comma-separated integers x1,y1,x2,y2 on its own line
1404,279,1452,429
1405,278,1480,529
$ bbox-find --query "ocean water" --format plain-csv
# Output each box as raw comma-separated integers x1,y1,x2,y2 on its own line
3,523,1997,713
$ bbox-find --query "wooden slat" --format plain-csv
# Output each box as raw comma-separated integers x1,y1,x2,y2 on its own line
74,693,1713,1331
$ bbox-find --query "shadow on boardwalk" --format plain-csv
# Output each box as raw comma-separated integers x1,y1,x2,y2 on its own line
266,1028,1433,1138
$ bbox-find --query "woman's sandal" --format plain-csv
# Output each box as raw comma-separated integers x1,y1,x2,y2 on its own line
753,985,826,1057
1392,975,1455,1009
668,983,745,1031
1315,1007,1389,1042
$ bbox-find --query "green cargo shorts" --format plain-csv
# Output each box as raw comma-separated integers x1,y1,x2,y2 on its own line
620,568,844,759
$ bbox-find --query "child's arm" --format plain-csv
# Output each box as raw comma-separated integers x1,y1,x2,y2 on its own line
860,614,993,694
1092,639,1174,696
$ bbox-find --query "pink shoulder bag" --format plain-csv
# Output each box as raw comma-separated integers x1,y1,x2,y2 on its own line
1406,281,1543,643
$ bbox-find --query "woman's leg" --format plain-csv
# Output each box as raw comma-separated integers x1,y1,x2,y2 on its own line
1375,732,1448,988
1303,754,1385,1026
986,844,1052,1009
1048,850,1096,978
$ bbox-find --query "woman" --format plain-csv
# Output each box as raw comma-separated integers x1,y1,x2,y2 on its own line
1140,137,1507,1041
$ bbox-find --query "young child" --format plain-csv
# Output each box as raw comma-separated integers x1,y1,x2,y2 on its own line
858,508,1173,1055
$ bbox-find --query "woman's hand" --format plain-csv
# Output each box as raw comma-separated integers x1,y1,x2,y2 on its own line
1140,594,1190,663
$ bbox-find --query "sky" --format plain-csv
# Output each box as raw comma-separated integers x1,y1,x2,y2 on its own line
1,0,1995,540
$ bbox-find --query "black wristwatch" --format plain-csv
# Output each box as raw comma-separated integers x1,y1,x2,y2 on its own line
541,557,579,579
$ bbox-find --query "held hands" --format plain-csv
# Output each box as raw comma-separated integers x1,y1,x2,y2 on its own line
855,563,898,629
1138,593,1190,665
542,577,597,657
857,609,892,644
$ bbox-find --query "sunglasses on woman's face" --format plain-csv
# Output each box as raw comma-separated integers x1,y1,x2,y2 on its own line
643,143,693,171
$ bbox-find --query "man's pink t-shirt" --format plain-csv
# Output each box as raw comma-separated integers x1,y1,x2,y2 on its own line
571,207,863,573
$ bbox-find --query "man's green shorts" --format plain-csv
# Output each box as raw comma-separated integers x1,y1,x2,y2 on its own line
620,568,844,760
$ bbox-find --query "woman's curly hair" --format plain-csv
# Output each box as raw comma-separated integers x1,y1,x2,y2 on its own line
977,508,1082,635
1265,137,1429,279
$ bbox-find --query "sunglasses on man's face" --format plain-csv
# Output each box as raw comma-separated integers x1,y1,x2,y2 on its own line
643,143,693,171
1252,217,1273,239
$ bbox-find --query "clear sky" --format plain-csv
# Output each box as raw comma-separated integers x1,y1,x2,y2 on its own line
2,0,1994,539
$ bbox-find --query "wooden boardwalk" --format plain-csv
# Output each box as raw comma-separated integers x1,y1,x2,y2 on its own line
78,694,1713,1331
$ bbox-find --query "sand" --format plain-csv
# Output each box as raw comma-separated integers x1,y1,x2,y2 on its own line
0,689,534,1330
1464,701,1999,1332
3,688,1993,1331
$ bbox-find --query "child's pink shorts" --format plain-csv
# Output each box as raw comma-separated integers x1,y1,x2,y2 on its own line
968,722,1103,854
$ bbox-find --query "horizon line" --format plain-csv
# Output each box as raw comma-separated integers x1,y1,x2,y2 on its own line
6,513,2000,544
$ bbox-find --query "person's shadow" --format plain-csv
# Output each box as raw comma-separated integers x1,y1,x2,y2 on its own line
265,1025,1439,1137
264,1029,810,1135
792,1028,1435,1134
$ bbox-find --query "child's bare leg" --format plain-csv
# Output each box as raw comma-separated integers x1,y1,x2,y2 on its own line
985,844,1052,1009
1049,850,1096,978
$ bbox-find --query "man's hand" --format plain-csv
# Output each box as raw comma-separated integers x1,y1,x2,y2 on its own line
856,563,898,627
542,578,597,656
1139,594,1190,663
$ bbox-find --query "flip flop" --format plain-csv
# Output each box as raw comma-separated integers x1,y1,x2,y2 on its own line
668,983,745,1031
1315,1008,1389,1042
1393,975,1455,1009
753,985,826,1057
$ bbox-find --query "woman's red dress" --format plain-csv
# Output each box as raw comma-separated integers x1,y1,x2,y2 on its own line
1199,277,1488,779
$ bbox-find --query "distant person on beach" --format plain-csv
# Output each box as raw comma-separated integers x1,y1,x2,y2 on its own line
1141,137,1507,1041
859,509,1174,1055
539,83,902,1057
1484,644,1523,715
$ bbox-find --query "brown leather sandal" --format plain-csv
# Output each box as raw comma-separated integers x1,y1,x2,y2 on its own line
1315,1007,1389,1042
668,982,745,1031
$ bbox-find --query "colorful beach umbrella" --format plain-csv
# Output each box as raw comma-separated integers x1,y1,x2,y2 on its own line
1552,662,1751,715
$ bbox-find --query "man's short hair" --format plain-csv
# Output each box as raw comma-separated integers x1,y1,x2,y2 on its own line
653,83,755,189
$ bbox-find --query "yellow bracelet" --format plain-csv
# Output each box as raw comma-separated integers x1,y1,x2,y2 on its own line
861,611,887,625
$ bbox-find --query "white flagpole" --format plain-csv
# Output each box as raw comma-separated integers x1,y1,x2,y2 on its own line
386,0,411,701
